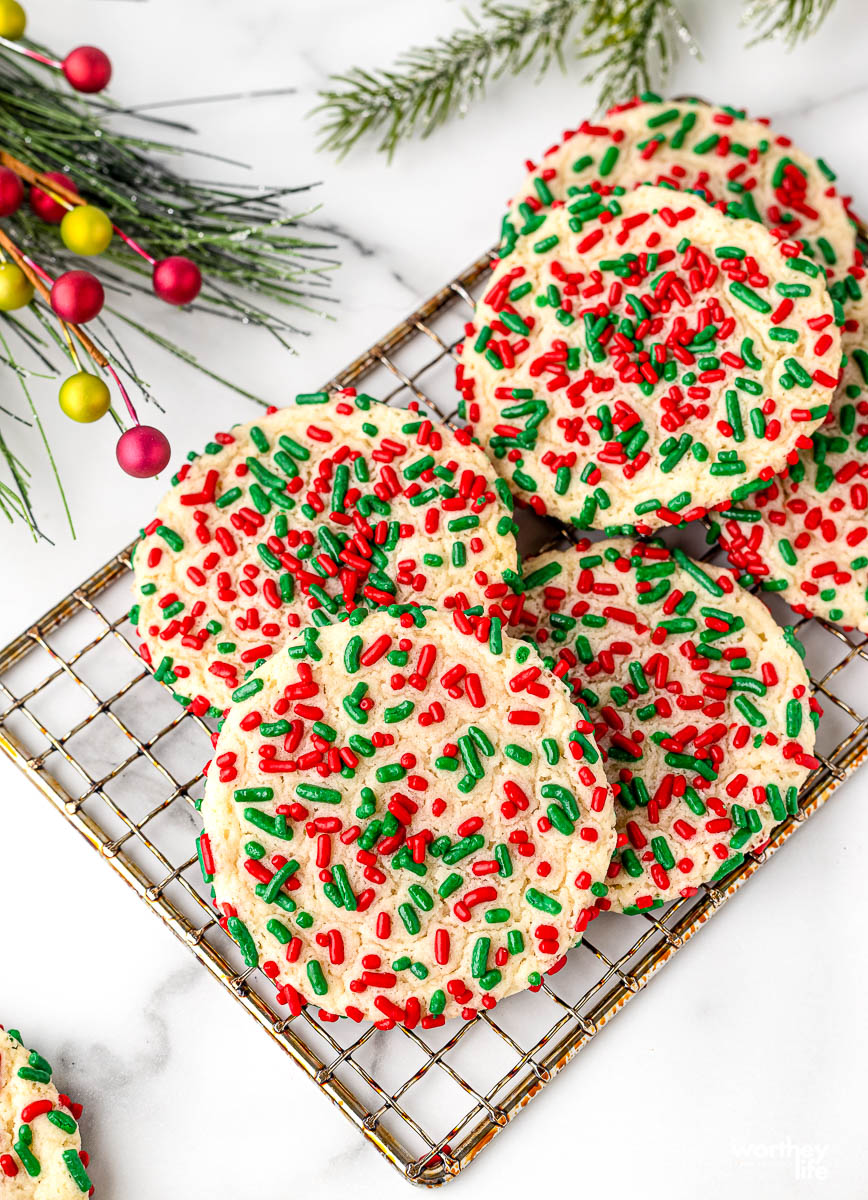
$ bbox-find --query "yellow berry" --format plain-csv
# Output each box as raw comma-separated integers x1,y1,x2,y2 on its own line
0,261,33,310
0,0,26,40
60,205,113,256
58,372,111,423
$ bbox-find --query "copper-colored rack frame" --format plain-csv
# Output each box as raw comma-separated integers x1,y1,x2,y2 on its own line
1,250,865,1186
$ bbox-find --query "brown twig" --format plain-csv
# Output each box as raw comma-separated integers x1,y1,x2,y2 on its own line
0,147,82,209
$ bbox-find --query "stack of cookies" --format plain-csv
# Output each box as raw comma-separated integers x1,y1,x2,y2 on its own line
128,97,853,1031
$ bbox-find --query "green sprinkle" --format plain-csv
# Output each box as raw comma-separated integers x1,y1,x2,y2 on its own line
232,677,264,703
296,783,342,804
398,902,420,935
306,960,328,995
480,969,502,991
542,737,559,765
332,863,357,910
384,700,414,723
784,357,813,387
495,842,512,877
234,786,274,804
47,1110,77,1135
523,560,562,590
672,548,723,596
471,936,491,977
376,762,405,782
485,907,511,923
525,887,562,914
62,1149,92,1193
438,872,463,899
599,145,620,176
788,693,803,737
409,884,434,911
507,930,525,955
664,751,717,781
443,834,485,865
227,915,258,967
693,132,720,154
729,281,771,313
734,694,766,726
349,734,375,758
263,859,300,903
155,523,184,552
546,803,574,834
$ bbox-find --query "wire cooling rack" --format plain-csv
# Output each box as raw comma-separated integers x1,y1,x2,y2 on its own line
1,251,867,1186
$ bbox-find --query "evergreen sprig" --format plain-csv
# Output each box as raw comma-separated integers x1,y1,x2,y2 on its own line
0,41,339,539
315,0,584,159
315,0,839,158
584,0,695,112
744,0,838,47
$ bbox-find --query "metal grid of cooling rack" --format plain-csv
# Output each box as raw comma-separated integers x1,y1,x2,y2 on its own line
1,250,867,1187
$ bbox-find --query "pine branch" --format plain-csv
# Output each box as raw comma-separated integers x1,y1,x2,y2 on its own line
743,0,838,47
316,0,843,158
315,1,584,160
0,39,342,537
581,0,697,112
315,0,697,158
0,55,339,313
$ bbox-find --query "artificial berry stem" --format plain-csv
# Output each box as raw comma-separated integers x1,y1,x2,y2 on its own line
0,224,109,368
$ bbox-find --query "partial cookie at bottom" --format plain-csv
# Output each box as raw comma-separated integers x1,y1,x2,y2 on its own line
0,1027,92,1197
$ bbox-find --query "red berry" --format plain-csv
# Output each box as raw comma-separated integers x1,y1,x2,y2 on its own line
50,270,105,324
152,256,202,306
30,172,78,224
62,46,112,94
116,425,171,478
0,167,24,217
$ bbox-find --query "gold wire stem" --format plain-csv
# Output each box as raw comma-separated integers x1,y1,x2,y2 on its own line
0,225,109,370
0,148,82,210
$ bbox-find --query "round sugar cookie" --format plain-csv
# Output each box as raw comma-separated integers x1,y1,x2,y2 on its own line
200,607,615,1024
456,185,840,531
506,96,861,285
716,299,868,632
519,538,818,912
0,1027,93,1197
131,391,519,713
506,97,868,630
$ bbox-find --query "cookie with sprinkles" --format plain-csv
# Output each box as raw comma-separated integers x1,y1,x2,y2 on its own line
200,607,615,1025
506,96,868,628
506,96,862,285
131,391,520,713
0,1027,93,1197
519,538,818,912
716,296,868,631
456,185,840,531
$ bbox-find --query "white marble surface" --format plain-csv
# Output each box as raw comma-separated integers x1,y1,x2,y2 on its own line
2,0,868,1195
